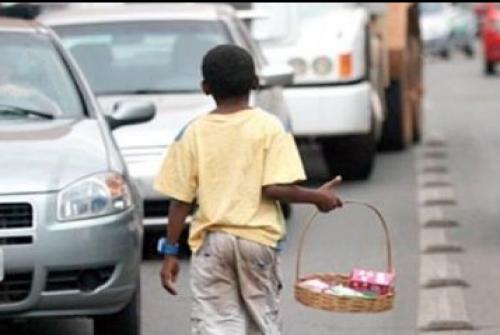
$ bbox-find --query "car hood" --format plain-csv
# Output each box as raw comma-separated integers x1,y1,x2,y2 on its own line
0,119,109,194
98,93,215,149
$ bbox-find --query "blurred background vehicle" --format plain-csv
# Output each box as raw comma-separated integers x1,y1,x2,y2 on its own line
39,3,295,237
240,3,382,180
0,17,154,335
480,3,500,74
450,2,477,57
474,2,497,34
237,2,423,175
365,3,423,151
419,2,454,59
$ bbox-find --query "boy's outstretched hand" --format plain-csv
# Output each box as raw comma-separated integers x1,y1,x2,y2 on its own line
161,256,179,295
315,175,343,212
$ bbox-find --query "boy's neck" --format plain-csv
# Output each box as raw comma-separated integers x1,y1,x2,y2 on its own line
213,95,250,114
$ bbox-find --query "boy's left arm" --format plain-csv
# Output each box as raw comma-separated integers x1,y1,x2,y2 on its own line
160,199,192,295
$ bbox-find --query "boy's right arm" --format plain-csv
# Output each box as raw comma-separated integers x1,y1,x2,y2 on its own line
262,176,343,212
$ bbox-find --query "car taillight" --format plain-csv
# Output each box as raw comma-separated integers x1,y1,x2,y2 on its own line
338,53,353,79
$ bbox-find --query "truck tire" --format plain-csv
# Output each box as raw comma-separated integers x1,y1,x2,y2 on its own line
485,60,495,75
94,282,140,335
280,202,291,219
321,134,376,181
379,80,413,150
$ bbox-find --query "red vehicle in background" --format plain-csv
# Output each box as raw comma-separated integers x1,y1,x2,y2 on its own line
481,3,500,74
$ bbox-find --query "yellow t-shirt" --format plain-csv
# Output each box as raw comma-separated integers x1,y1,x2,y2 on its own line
153,108,306,252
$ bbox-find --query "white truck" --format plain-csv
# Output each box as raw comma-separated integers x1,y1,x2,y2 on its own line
246,3,385,180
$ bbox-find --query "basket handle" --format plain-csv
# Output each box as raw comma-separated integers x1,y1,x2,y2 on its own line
295,200,393,281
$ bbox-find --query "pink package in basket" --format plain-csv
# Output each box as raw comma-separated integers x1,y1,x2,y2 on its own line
349,269,395,295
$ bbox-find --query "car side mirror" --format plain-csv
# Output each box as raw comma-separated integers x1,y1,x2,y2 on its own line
107,101,156,130
258,64,294,88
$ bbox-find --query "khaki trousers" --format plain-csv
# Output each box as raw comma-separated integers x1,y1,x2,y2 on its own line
190,231,282,335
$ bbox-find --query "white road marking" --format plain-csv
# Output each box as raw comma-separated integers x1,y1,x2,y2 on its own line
420,255,468,288
419,206,458,228
418,173,453,188
420,229,463,254
418,288,474,331
419,187,457,206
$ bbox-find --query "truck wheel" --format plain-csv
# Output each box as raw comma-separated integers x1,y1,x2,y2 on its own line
280,202,291,219
485,60,495,75
379,80,413,150
321,135,376,181
94,283,140,335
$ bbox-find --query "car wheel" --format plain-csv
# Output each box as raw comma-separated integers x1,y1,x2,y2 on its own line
463,44,475,58
379,80,413,151
321,134,376,181
485,60,495,75
94,281,141,335
440,46,450,59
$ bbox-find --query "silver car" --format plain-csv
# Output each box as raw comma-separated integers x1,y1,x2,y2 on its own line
0,18,154,334
40,3,294,232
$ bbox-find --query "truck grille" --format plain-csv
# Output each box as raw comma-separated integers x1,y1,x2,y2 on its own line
0,203,33,229
0,272,32,304
144,200,169,218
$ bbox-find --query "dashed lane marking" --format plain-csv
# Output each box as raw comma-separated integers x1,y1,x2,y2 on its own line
420,255,468,288
419,187,457,206
420,229,463,254
419,206,459,228
418,288,474,331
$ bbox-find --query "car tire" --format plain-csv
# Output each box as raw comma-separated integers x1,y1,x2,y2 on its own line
93,281,141,335
379,80,413,151
463,44,475,58
485,60,495,75
440,47,450,59
321,134,376,181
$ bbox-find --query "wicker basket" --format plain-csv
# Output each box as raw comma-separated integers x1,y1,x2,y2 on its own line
294,201,395,313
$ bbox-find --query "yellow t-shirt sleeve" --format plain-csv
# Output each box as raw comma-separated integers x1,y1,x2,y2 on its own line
154,130,197,203
262,124,306,186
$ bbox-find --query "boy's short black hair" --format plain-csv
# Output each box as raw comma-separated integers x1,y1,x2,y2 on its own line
202,44,257,99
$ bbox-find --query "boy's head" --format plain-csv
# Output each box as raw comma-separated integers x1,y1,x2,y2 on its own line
201,44,258,101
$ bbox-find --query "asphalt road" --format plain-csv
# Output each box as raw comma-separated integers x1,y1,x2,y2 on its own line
3,51,499,334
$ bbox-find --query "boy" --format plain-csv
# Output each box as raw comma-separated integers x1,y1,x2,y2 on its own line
154,45,342,335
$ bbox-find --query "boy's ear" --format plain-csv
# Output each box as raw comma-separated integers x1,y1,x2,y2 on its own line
201,81,211,95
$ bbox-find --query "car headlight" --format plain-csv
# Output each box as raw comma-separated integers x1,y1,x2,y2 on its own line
312,56,333,76
288,57,307,76
57,172,133,221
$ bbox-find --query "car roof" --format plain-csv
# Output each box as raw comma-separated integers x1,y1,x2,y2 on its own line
39,3,236,26
0,17,46,33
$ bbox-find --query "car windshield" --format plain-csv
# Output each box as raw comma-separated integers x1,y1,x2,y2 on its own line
0,32,84,120
420,3,446,15
53,21,231,96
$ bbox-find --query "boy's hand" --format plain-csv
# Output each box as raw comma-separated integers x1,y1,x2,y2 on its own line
315,175,343,212
160,256,179,295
